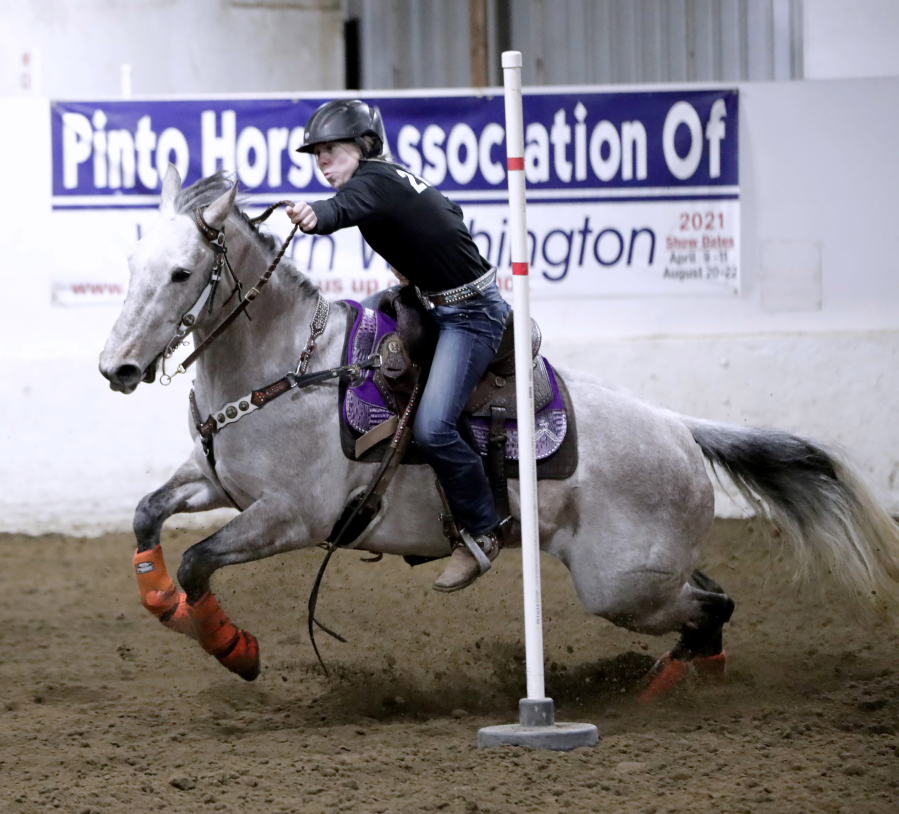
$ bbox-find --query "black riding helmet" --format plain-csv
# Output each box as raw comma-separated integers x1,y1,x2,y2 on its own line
296,99,385,159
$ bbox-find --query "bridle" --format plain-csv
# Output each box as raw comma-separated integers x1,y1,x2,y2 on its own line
159,200,304,385
171,194,383,504
163,195,383,448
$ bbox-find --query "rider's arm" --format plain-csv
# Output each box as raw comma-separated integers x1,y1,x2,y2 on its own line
309,173,387,235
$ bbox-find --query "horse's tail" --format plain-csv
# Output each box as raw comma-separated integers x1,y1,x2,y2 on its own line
683,417,899,610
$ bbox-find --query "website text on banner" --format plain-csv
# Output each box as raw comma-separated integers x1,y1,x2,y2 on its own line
51,89,739,301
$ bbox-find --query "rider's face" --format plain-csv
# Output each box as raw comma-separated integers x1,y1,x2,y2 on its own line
314,141,360,190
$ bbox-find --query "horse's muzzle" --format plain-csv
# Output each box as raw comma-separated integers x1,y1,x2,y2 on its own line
99,360,145,394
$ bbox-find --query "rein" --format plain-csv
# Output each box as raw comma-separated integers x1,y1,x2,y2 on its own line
307,368,427,676
160,200,299,386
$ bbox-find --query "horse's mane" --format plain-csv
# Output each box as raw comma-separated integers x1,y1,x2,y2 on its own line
175,172,319,298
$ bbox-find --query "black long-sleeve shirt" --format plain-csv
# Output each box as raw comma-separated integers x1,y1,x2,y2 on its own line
310,160,491,292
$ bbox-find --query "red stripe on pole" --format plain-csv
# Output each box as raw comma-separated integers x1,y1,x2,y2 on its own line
512,262,529,276
507,157,524,171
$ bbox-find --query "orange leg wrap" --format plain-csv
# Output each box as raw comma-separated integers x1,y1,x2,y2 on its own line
133,547,195,638
694,651,727,679
638,652,692,703
187,592,260,681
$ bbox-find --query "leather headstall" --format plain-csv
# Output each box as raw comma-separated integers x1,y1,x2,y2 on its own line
193,207,230,314
194,207,227,249
159,198,299,386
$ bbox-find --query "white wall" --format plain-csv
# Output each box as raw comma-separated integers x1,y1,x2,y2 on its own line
0,0,343,98
804,0,899,79
2,77,899,534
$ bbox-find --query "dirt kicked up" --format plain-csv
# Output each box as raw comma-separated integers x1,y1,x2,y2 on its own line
0,518,897,814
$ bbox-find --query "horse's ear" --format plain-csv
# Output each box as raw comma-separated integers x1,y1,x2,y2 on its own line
203,183,238,230
159,163,182,215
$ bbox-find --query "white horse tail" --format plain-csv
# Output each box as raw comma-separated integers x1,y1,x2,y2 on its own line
683,417,899,610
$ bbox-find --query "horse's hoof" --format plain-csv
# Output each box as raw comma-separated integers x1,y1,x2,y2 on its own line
218,631,261,681
638,652,692,703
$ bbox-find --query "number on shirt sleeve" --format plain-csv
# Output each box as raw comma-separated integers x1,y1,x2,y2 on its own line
395,169,431,193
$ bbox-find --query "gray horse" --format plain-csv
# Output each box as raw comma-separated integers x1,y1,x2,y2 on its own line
100,167,899,693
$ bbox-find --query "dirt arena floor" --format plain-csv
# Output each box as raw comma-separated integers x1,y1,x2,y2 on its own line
0,518,897,814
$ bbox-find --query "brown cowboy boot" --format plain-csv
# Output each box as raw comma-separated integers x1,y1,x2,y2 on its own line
433,527,502,593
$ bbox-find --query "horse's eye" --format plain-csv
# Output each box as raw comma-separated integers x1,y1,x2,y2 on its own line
171,268,192,283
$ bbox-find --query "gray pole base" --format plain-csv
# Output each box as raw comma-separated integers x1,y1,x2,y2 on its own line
478,698,599,751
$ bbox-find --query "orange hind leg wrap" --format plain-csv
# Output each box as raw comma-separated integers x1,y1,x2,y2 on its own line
638,652,692,703
694,651,727,679
133,547,195,638
638,650,728,703
188,592,260,681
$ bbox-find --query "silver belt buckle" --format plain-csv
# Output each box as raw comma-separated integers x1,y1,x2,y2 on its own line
415,286,435,310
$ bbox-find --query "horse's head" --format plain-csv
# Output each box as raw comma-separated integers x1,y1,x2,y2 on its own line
99,165,237,393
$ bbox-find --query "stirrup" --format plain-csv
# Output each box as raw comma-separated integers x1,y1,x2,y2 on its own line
458,529,494,575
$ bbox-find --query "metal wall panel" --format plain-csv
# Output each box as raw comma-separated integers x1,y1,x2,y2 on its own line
348,0,805,90
746,0,774,79
357,0,470,89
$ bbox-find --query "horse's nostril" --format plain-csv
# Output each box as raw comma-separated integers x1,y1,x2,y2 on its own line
115,364,142,384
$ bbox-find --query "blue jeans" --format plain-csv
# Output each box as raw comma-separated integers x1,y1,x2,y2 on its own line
413,283,511,536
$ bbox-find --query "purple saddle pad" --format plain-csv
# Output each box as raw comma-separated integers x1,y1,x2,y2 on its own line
340,301,568,461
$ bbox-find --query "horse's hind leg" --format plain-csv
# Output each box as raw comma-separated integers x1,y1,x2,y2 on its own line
132,457,230,638
672,570,733,660
639,569,735,702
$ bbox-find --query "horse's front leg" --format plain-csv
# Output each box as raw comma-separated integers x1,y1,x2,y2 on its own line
132,457,231,638
176,499,309,681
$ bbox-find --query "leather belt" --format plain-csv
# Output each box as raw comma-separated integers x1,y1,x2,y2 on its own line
416,268,496,310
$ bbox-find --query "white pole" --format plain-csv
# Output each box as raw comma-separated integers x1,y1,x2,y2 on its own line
501,50,545,703
479,51,597,748
121,64,133,100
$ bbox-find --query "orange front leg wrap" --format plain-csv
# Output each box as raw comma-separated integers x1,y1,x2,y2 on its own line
188,592,260,681
132,547,195,638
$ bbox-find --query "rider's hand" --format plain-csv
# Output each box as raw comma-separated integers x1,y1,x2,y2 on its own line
287,202,318,233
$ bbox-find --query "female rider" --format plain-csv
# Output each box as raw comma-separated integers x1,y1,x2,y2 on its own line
288,99,510,593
